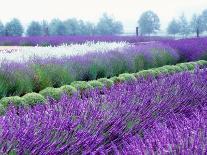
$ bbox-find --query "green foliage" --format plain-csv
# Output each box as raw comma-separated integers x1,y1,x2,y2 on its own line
119,73,137,82
133,54,149,72
88,80,104,89
70,81,93,91
5,18,24,36
107,53,129,76
110,76,125,84
39,87,63,100
167,19,180,35
0,73,10,98
98,78,114,87
0,96,25,108
33,64,74,91
135,70,155,78
9,71,34,96
0,21,5,36
8,150,17,155
197,60,207,66
161,65,177,73
22,93,45,105
60,85,77,96
183,62,196,70
26,21,43,36
138,10,160,35
151,49,176,67
96,13,123,35
49,19,67,36
83,61,107,81
176,63,189,70
178,14,190,37
190,14,205,36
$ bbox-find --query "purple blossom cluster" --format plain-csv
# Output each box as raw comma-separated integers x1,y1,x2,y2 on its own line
1,69,207,154
0,36,170,46
162,37,207,61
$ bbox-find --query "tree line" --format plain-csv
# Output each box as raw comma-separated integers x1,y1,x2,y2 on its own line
0,13,123,37
138,9,207,37
1,10,207,37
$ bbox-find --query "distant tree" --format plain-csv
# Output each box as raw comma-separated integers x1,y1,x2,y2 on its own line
201,9,207,31
5,18,24,36
167,19,180,37
138,11,160,35
41,20,49,36
26,21,43,36
96,13,123,35
178,14,190,37
49,19,67,36
78,21,97,35
190,14,205,37
64,18,81,35
0,21,5,36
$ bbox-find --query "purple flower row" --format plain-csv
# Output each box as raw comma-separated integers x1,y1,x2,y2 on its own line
162,37,207,61
0,69,207,154
0,36,170,46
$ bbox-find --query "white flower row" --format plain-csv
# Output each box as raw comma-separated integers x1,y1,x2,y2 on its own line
0,42,130,63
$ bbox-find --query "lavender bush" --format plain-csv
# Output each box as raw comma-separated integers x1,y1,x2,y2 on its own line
0,42,178,98
0,36,171,46
162,37,207,61
0,69,207,154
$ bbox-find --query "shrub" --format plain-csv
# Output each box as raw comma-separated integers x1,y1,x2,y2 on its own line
119,73,137,82
0,73,10,98
110,76,125,84
151,49,177,67
60,85,77,96
33,64,74,91
135,70,154,78
39,87,63,100
176,63,189,70
98,78,114,87
70,81,93,91
10,71,34,96
171,65,183,72
197,60,207,66
22,93,45,105
88,80,104,89
87,62,107,80
0,96,25,108
133,54,149,72
185,63,196,70
161,65,177,73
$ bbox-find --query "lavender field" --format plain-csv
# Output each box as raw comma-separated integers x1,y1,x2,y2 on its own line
0,36,207,154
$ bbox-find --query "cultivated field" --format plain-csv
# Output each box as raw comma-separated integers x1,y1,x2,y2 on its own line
0,36,207,154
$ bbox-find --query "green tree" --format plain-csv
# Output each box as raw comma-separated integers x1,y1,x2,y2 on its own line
26,21,43,36
190,14,205,37
96,13,123,35
167,19,180,37
5,18,24,36
178,14,190,37
0,21,5,36
41,20,49,36
49,19,67,36
138,10,160,35
201,9,207,31
64,18,81,35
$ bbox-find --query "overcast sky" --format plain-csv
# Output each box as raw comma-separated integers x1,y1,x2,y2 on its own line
0,0,206,33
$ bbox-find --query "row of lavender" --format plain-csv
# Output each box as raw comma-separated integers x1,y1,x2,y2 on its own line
0,37,207,99
0,35,169,46
1,69,207,154
0,42,179,98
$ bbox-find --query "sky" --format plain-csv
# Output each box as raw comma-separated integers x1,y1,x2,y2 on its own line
0,0,206,33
